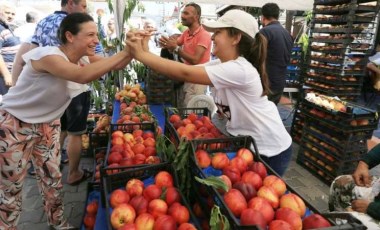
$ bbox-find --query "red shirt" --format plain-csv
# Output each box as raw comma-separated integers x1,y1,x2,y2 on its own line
177,25,211,65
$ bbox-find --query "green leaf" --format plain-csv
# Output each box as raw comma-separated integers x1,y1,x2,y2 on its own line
194,176,228,193
210,205,230,230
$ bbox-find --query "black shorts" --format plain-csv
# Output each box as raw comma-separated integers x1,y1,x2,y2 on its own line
61,91,91,135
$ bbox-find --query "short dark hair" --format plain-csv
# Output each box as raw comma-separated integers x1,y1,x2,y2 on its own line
58,12,93,44
61,0,82,7
185,2,201,21
262,3,280,20
26,11,38,23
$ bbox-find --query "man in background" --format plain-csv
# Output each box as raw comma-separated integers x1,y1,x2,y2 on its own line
159,2,211,107
260,3,293,105
14,11,39,43
143,19,160,55
0,2,20,96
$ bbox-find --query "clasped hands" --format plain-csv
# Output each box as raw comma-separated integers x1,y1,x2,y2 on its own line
351,161,372,213
125,29,151,59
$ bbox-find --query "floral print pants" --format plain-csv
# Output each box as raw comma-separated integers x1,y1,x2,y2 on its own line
0,109,64,229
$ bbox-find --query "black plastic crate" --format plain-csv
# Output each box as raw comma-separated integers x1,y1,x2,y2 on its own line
290,110,305,144
110,121,156,133
102,121,165,179
300,139,361,175
189,137,365,229
145,69,175,105
88,132,109,156
302,99,378,120
303,125,367,154
102,163,201,230
300,106,378,134
164,107,216,147
92,147,107,184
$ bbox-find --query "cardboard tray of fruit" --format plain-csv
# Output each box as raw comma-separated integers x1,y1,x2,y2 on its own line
301,98,379,125
188,136,365,230
102,162,201,230
300,106,378,135
164,107,227,148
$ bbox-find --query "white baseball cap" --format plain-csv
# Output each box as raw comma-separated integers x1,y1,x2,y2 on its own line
203,9,259,40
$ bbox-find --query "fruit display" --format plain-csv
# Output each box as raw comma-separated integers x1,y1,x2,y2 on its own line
302,0,380,100
165,107,226,147
114,83,147,105
116,102,155,125
103,125,163,176
91,114,111,133
188,136,362,229
103,163,200,230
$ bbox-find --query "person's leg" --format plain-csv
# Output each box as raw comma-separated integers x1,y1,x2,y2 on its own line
32,120,76,229
32,120,63,226
66,91,91,185
260,145,293,177
0,110,34,229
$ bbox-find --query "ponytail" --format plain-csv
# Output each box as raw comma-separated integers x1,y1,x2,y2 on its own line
227,28,270,96
249,33,270,96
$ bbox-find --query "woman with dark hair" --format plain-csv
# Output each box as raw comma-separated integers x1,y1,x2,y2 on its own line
127,9,292,176
0,13,131,229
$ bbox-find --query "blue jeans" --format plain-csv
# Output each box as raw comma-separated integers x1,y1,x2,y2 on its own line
260,145,293,177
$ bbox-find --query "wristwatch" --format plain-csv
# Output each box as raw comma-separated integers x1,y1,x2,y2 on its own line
173,46,180,54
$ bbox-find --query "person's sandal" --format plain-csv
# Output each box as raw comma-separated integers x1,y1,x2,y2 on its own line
67,169,92,186
49,220,78,230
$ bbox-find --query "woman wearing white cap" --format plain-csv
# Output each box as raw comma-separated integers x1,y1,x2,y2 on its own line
127,9,292,176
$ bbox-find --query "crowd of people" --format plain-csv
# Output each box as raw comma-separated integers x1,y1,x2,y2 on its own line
0,0,379,229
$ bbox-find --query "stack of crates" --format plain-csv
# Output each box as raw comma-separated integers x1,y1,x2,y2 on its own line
145,69,176,105
296,95,379,184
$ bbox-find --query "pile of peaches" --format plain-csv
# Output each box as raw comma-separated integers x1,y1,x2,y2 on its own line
106,129,160,174
83,199,99,230
168,113,225,141
195,148,331,230
115,84,147,105
108,171,197,230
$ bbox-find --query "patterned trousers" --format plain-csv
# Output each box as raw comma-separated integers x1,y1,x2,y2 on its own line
0,109,64,229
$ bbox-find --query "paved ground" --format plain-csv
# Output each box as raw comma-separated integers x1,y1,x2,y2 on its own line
17,157,93,230
16,102,380,229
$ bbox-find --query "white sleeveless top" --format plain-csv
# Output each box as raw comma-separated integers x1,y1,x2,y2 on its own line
1,46,89,123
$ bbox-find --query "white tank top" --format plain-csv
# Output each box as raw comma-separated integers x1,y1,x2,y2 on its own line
1,46,89,123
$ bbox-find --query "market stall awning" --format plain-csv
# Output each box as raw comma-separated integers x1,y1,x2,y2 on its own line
140,0,313,11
